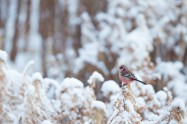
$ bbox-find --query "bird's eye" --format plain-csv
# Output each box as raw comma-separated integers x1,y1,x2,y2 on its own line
119,66,123,69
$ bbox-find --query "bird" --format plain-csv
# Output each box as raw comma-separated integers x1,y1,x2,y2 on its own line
118,65,147,86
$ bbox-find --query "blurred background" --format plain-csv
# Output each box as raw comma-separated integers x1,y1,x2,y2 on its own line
0,0,187,91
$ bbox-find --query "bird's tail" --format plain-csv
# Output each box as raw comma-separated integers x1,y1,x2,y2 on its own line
135,79,147,85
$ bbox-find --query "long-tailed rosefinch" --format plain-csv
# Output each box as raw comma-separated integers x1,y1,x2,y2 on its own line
119,65,147,85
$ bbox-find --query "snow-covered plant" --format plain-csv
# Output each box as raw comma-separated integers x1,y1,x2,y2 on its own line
87,71,104,87
0,50,26,123
155,61,187,102
91,100,107,124
0,50,7,79
107,83,186,124
107,84,142,124
101,80,121,102
0,50,9,122
54,77,94,123
21,72,55,124
168,99,185,124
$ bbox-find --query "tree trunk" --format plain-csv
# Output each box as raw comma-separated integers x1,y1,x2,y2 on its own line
10,0,21,61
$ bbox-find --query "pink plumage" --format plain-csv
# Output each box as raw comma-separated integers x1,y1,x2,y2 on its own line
118,65,147,85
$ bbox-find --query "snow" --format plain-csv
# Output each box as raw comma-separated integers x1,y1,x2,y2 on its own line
107,109,119,124
60,77,83,90
156,90,167,106
22,60,34,75
137,84,155,96
101,80,121,96
87,71,104,84
59,93,73,107
1,0,187,123
43,78,59,99
27,84,35,96
32,72,43,82
169,120,179,124
91,100,106,113
155,61,187,101
169,98,185,111
126,14,152,50
55,77,85,105
135,97,146,107
42,120,53,124
155,61,183,77
0,50,8,61
6,69,24,95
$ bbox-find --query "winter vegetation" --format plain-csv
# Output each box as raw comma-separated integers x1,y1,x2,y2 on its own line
0,0,187,124
0,50,186,123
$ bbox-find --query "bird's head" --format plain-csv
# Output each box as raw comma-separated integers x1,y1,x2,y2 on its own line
119,65,127,70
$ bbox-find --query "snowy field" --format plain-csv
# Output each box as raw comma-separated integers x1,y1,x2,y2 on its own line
1,0,187,124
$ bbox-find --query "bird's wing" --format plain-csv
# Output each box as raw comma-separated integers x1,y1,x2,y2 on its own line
121,72,147,85
121,72,137,79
